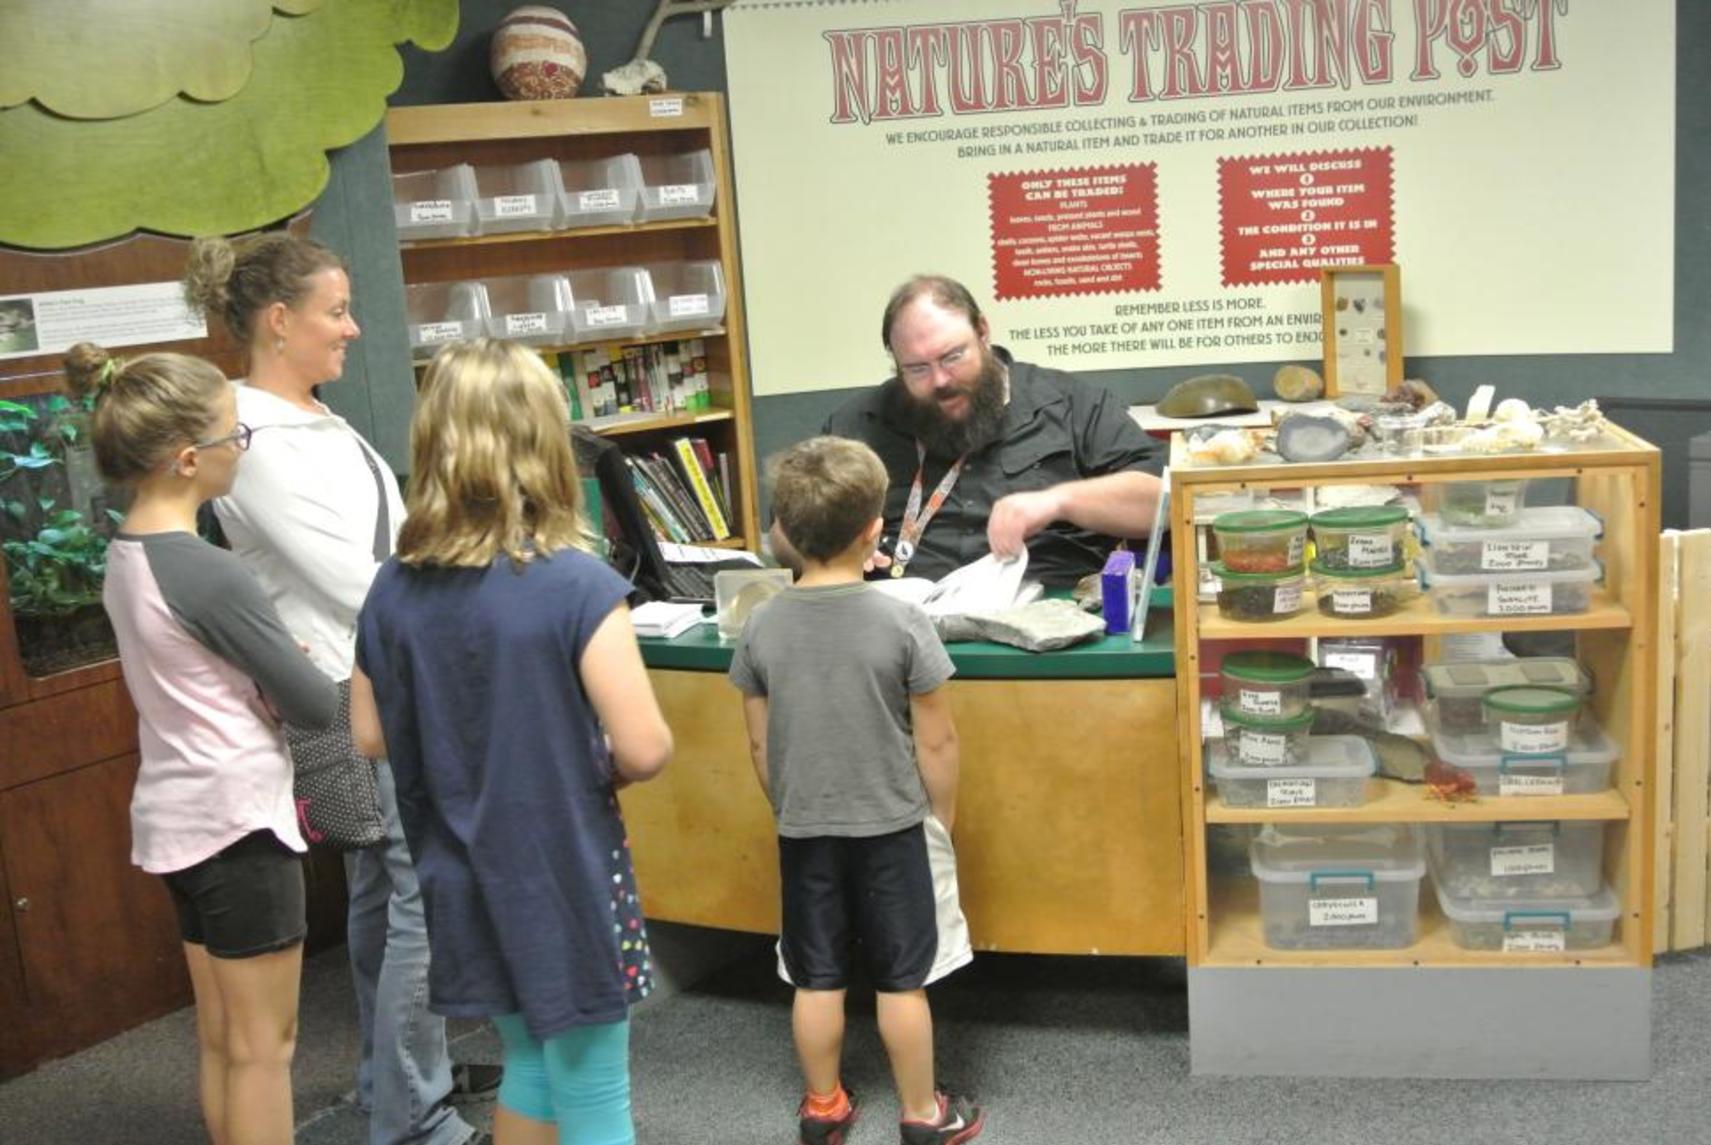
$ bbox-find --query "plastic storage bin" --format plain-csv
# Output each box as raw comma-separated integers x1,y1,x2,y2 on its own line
1427,821,1604,899
1211,509,1307,573
1220,707,1315,768
1210,562,1306,622
1207,735,1375,808
392,165,477,241
478,274,571,346
556,154,644,229
1419,555,1601,617
404,281,488,352
643,260,727,333
1429,723,1617,797
1417,506,1601,575
1434,881,1619,952
1249,824,1426,950
563,267,651,343
1221,650,1315,719
636,148,716,221
1427,479,1530,528
470,160,560,235
1482,685,1584,755
1309,505,1411,572
1422,657,1590,735
1312,561,1415,618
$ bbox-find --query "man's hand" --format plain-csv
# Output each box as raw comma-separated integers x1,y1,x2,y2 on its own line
864,548,893,574
987,488,1064,558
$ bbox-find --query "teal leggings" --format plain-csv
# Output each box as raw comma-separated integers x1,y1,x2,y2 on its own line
491,1013,634,1145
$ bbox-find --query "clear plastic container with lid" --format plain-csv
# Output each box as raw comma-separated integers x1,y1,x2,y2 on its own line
1482,686,1583,756
1427,479,1530,528
1416,505,1602,575
1418,555,1601,617
1221,650,1315,719
1427,821,1604,899
1429,722,1617,797
555,153,644,229
1309,505,1411,572
1220,707,1314,768
1249,824,1426,950
1210,509,1307,573
1207,735,1375,809
1422,657,1590,735
1210,562,1306,622
1311,561,1414,618
1434,882,1619,952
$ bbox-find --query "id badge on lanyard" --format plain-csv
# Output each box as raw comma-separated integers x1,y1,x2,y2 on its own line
893,442,965,577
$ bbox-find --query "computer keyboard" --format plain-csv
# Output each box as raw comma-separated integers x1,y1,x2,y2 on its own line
662,562,719,603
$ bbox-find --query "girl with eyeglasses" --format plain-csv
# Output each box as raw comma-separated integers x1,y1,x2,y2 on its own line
64,341,338,1145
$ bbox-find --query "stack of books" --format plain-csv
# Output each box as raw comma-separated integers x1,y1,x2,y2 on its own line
546,339,711,421
626,437,735,544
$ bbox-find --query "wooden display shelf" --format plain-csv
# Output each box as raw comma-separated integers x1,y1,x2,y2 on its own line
1203,780,1632,824
1203,880,1635,968
411,327,726,367
400,217,717,252
1196,589,1631,640
583,408,733,438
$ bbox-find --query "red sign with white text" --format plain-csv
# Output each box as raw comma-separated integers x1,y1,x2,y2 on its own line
988,164,1161,300
1219,148,1395,286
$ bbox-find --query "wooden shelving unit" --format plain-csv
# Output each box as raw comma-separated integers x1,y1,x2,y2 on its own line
385,93,759,548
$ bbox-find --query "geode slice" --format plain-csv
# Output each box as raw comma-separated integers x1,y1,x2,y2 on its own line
1275,414,1352,463
1273,364,1325,402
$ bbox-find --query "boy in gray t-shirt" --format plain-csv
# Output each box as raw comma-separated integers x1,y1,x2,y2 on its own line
730,436,985,1145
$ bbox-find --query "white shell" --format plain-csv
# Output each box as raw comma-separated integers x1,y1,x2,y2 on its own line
1493,397,1534,422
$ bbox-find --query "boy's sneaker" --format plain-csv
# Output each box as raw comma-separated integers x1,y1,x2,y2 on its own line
449,1062,503,1103
798,1084,858,1145
900,1091,985,1145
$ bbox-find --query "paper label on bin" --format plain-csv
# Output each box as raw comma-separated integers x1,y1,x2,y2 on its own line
669,293,711,318
649,96,685,117
1503,930,1567,953
1323,651,1377,680
578,188,622,212
1481,541,1549,572
1489,581,1552,615
1237,688,1282,716
1499,771,1566,797
1491,842,1555,877
1266,778,1317,807
1332,588,1374,614
1485,487,1522,517
493,194,538,218
416,322,463,344
1500,720,1570,755
505,312,549,336
409,200,454,224
1272,582,1303,614
1347,534,1395,567
1237,731,1288,766
1309,896,1378,927
585,305,629,328
658,183,701,205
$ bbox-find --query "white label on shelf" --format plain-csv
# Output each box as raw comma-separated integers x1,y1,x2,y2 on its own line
1309,895,1379,927
1481,540,1550,572
649,96,685,117
578,188,623,212
1347,534,1395,568
1286,535,1306,566
504,312,549,336
1272,581,1303,614
1237,731,1288,766
492,194,538,218
408,200,455,224
1503,929,1567,953
416,321,463,344
1237,688,1282,716
1485,487,1522,517
1267,778,1317,807
669,293,711,318
1323,651,1378,680
1500,772,1566,797
1491,842,1556,877
1489,581,1552,615
585,305,629,328
658,183,701,205
1499,719,1570,755
1331,587,1374,614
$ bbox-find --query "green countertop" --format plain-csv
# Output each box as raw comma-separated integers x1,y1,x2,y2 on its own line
640,602,1177,680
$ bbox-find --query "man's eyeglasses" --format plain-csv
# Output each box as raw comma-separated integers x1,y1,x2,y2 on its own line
195,423,254,452
899,342,972,383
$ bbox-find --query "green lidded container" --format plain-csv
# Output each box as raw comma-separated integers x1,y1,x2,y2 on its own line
1210,561,1307,622
1222,650,1315,720
1482,685,1583,756
1211,509,1308,574
1220,706,1315,768
1309,504,1411,573
1310,559,1413,618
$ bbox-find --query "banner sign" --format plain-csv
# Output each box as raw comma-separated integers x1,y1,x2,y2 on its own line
724,1,1674,395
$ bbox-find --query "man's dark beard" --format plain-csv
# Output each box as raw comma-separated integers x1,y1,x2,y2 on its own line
885,351,1007,460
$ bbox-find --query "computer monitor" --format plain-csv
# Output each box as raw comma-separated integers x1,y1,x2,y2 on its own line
572,425,671,602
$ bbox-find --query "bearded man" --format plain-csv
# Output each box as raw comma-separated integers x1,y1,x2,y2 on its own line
819,274,1163,586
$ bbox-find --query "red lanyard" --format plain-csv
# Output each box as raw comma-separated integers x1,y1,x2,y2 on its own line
893,442,965,577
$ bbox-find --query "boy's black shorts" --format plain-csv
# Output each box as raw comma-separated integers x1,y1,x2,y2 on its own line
778,823,937,992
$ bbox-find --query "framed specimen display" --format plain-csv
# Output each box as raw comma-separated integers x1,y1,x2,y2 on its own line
1320,264,1402,398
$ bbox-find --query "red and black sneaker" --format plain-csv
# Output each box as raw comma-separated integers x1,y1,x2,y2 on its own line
899,1091,985,1144
798,1084,858,1145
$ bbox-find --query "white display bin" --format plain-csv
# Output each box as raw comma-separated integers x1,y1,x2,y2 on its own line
1434,880,1619,952
556,154,644,229
1416,506,1602,575
563,267,652,343
1427,821,1604,900
636,148,716,221
1418,555,1601,617
471,160,560,235
1249,824,1425,950
405,281,488,352
1429,724,1617,797
478,275,571,346
644,260,726,334
392,165,477,241
1207,735,1375,809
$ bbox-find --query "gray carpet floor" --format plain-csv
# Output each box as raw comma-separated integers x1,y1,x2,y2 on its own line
2,940,1707,1144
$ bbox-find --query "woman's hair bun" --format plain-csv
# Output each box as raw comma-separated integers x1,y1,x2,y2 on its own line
63,341,115,402
182,235,237,319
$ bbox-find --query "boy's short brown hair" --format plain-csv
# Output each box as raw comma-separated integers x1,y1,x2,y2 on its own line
769,436,888,562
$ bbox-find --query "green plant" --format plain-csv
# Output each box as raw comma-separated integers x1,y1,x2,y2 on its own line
2,395,110,619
